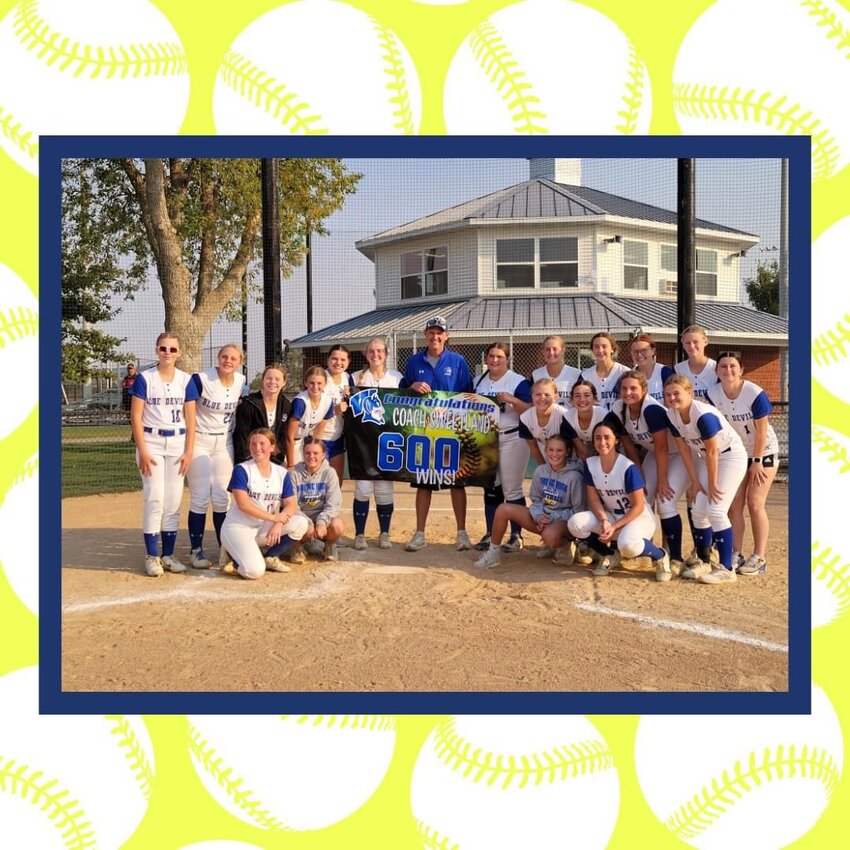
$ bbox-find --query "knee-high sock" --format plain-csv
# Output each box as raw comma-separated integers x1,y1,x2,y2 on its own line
693,526,713,563
212,511,227,546
483,485,504,537
640,539,665,560
376,503,393,534
713,527,734,570
161,531,177,557
660,515,683,561
188,511,206,550
266,535,296,557
353,499,370,535
143,533,160,557
586,532,615,556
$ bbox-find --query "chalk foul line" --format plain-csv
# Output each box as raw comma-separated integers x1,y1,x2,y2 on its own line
573,601,787,654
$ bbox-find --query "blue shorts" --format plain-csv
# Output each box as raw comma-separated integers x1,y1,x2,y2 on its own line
323,437,346,459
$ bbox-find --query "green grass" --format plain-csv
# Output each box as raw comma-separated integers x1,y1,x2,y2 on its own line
62,441,139,498
62,424,130,443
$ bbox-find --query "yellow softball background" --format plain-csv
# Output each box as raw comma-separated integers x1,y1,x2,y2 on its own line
1,0,848,847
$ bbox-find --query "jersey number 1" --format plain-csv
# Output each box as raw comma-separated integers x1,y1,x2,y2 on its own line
171,409,182,424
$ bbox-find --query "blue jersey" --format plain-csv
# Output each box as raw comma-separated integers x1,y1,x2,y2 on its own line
401,348,472,393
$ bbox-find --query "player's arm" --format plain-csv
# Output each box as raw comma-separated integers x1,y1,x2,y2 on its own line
178,400,196,475
130,395,155,475
502,378,533,414
696,413,725,502
585,484,612,543
645,405,673,500
619,433,642,467
749,416,769,484
673,435,703,502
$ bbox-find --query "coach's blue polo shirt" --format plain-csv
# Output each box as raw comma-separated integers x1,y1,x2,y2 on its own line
401,348,473,393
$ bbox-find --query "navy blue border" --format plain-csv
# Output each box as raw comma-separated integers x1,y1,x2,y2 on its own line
42,135,810,714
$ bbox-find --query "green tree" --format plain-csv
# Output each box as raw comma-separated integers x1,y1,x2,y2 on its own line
61,158,361,371
744,260,780,315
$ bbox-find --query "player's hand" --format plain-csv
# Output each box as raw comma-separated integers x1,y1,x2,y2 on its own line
315,522,328,540
266,522,283,546
177,453,191,476
657,479,674,501
335,400,348,416
749,462,767,486
138,453,156,476
536,515,551,528
708,483,724,503
687,480,704,503
598,518,614,543
411,381,431,394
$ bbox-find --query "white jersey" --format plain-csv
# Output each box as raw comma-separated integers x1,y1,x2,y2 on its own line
643,363,675,402
666,398,743,455
581,362,631,409
562,405,613,454
532,364,582,408
674,358,718,400
323,370,353,440
584,454,648,517
290,391,334,441
518,405,571,454
353,368,402,388
707,381,779,456
192,368,245,436
130,366,198,430
610,397,678,455
475,369,532,437
225,460,293,529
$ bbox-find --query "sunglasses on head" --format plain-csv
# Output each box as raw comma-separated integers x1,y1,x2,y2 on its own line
158,346,178,354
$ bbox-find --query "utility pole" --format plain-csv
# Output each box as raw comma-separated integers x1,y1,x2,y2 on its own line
261,158,282,365
677,159,696,362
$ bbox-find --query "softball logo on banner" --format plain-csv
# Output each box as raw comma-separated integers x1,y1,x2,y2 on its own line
346,389,500,488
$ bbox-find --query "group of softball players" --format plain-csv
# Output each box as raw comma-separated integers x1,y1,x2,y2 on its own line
131,324,778,585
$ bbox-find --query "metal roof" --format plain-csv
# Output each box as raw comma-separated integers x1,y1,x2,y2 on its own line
290,295,787,348
356,178,756,252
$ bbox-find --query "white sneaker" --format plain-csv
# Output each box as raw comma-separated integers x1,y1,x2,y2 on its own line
685,548,719,569
592,552,621,576
732,550,745,570
324,543,339,561
264,556,291,573
145,555,163,577
738,554,766,576
501,533,523,553
379,532,393,550
288,546,306,565
405,531,426,552
552,543,575,566
161,555,187,574
190,548,212,569
681,561,712,580
654,551,672,582
699,566,737,584
218,547,235,572
669,558,685,577
353,534,368,551
536,545,555,560
474,547,502,569
455,530,472,551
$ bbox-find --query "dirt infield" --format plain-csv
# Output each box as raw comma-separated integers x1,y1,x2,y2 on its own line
61,483,788,693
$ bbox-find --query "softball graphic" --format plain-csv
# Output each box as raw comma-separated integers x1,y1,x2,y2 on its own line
188,714,396,831
0,261,37,440
812,215,850,402
811,425,850,628
673,0,850,180
0,0,189,176
0,666,155,848
0,452,38,616
179,843,264,850
410,715,619,849
213,0,421,135
635,682,843,849
443,0,651,135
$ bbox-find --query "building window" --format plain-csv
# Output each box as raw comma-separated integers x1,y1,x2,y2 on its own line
696,249,717,296
401,247,447,300
661,244,677,274
496,237,577,289
540,237,578,288
623,239,648,290
496,238,535,289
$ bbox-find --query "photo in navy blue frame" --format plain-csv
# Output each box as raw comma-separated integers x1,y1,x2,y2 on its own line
41,135,810,715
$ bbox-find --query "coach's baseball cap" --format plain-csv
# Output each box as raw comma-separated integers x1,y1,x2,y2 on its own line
424,315,448,332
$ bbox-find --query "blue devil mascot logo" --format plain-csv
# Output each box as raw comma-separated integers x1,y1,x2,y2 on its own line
349,388,386,426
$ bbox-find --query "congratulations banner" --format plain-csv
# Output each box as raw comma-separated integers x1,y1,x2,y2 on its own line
345,389,500,488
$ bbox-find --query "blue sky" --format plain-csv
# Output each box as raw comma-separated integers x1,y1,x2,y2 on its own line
104,157,782,376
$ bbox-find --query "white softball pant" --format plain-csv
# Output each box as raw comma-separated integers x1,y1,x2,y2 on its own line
353,479,394,504
644,451,691,519
497,433,531,502
138,433,186,534
568,506,658,559
221,514,309,580
187,432,234,513
691,445,748,531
